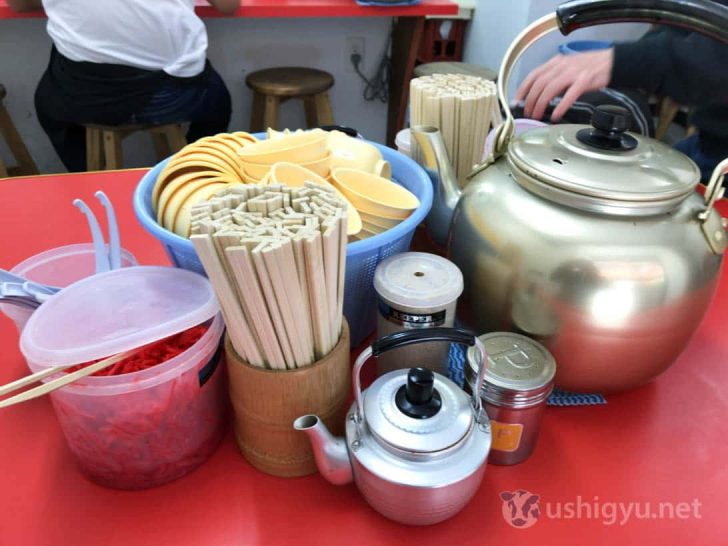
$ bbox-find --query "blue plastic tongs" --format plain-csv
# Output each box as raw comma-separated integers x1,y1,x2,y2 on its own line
73,191,122,273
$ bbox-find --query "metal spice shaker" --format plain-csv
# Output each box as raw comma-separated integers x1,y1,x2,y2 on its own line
466,332,555,465
373,252,463,377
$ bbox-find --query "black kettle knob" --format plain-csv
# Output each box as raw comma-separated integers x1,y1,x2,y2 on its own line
395,367,442,419
576,104,638,151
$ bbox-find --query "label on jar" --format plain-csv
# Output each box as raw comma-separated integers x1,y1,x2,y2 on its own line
491,420,523,452
378,302,447,329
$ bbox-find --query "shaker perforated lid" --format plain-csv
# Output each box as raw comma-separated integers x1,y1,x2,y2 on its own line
20,266,219,367
363,368,473,454
374,252,463,310
467,332,556,392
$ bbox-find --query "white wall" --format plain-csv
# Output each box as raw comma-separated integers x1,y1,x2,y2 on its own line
464,0,648,92
0,16,391,173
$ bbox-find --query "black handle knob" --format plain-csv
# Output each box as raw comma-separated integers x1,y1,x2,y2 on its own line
576,105,638,151
395,367,442,419
592,105,630,134
405,368,435,405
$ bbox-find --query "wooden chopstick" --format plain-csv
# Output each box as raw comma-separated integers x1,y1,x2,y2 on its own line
226,245,287,370
0,350,136,409
192,234,264,366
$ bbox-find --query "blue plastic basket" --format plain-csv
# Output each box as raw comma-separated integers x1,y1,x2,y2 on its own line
558,40,613,55
133,140,433,346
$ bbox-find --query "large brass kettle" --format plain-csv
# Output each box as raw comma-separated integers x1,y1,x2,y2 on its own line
412,0,728,392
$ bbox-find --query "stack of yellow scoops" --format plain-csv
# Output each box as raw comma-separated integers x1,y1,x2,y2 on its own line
151,128,420,240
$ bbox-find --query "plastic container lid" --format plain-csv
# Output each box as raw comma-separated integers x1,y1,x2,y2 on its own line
374,252,463,311
20,266,219,367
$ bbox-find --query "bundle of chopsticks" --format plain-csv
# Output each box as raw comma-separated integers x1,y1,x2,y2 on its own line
410,74,502,185
190,183,347,370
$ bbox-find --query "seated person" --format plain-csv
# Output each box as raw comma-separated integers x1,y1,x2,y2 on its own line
8,0,239,172
515,25,728,182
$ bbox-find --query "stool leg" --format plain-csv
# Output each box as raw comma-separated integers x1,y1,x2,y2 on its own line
303,96,319,128
151,132,171,161
250,92,266,132
164,124,187,153
263,95,280,131
656,96,680,141
0,157,8,178
86,128,103,171
313,92,334,126
0,101,38,175
102,130,123,170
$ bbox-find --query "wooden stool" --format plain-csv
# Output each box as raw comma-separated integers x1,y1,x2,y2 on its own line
246,67,334,132
84,123,187,171
0,84,39,178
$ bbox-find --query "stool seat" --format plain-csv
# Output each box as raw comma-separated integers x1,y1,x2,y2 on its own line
245,67,335,132
84,122,187,171
246,67,334,97
414,62,497,81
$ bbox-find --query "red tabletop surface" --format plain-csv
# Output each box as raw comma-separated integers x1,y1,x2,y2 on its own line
0,170,727,545
0,0,458,19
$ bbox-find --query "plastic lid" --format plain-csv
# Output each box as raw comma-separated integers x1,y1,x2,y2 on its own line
364,368,473,454
467,332,556,392
508,124,699,216
374,252,463,310
20,266,219,367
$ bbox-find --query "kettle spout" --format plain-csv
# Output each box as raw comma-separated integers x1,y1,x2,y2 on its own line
294,415,353,485
411,126,462,248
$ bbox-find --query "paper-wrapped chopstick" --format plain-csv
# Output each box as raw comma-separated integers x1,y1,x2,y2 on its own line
410,74,499,186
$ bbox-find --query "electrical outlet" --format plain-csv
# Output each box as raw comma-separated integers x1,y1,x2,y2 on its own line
346,37,365,72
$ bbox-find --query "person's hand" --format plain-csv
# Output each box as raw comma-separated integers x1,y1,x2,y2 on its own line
514,49,614,121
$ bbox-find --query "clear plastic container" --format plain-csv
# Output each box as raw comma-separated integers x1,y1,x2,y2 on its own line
396,128,411,157
43,314,226,489
0,243,137,334
20,266,225,489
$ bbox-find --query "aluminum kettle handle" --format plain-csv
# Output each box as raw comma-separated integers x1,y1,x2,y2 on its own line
352,328,488,423
487,0,728,161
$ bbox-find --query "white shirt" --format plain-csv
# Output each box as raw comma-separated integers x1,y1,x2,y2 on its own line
43,0,208,78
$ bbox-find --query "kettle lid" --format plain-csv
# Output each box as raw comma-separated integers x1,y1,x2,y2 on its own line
363,367,474,454
507,105,700,216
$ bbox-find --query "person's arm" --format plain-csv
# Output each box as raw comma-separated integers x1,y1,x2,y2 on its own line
6,0,43,12
516,28,728,121
206,0,239,15
612,30,728,106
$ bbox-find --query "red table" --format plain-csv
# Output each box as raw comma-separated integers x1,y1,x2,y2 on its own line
0,0,458,146
0,0,456,18
1,170,727,545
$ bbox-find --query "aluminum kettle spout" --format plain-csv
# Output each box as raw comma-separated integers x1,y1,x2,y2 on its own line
411,126,461,248
293,415,353,485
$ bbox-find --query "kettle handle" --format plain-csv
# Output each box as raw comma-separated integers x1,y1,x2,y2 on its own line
352,328,489,423
484,0,728,164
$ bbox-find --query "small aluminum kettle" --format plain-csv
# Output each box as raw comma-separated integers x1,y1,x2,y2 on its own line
294,328,491,526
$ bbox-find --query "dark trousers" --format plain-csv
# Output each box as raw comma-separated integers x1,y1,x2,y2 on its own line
35,62,232,172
